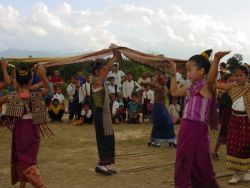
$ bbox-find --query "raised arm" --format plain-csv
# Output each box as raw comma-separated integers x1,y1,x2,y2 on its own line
206,51,231,91
0,95,8,105
170,62,187,97
9,64,16,86
215,81,234,91
102,56,117,81
0,60,11,89
148,73,163,90
30,65,50,95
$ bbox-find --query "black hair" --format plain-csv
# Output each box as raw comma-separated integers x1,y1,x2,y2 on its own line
188,55,211,74
131,92,137,97
154,67,162,72
224,73,232,81
16,66,32,86
83,103,89,107
232,65,249,76
91,59,105,76
52,98,59,104
108,76,115,80
220,62,227,69
126,72,132,75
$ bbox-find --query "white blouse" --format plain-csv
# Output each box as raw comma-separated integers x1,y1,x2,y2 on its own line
232,97,246,111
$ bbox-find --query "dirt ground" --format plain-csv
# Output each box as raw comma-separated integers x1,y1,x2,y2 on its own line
0,116,249,188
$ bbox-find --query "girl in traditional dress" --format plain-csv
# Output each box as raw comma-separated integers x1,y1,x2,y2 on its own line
212,73,233,159
90,55,117,176
148,69,177,147
171,50,230,188
0,64,50,188
216,65,250,184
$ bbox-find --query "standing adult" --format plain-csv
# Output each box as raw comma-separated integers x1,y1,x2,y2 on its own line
51,70,64,93
107,62,125,90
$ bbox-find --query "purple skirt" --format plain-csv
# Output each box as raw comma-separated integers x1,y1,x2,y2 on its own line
174,119,219,188
11,119,40,185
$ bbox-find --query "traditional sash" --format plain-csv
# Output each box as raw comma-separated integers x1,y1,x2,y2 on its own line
228,82,250,121
103,86,114,136
4,91,54,136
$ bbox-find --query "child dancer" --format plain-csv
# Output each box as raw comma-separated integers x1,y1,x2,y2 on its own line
148,69,176,147
171,50,230,188
216,65,250,184
0,64,50,188
91,55,117,176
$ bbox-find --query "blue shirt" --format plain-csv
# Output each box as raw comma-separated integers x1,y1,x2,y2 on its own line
128,102,140,113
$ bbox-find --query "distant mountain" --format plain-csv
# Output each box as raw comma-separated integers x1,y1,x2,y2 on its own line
0,49,84,58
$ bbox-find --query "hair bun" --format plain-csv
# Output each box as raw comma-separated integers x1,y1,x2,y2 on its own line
200,49,213,60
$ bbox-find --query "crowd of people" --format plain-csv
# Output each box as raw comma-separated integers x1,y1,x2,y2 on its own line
45,61,187,128
0,48,249,187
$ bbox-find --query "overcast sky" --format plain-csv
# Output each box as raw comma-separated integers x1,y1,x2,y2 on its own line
0,0,249,63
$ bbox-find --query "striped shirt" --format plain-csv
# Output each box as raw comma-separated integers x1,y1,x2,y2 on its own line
183,80,212,123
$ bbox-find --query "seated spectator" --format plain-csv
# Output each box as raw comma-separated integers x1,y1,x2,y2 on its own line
117,102,126,122
142,85,154,120
122,72,141,110
73,103,93,126
127,92,140,124
169,97,181,124
52,88,65,109
110,94,120,124
48,99,64,122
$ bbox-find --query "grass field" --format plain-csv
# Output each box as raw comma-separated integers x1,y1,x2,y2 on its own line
0,117,249,188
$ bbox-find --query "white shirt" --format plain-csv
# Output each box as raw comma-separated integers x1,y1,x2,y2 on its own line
66,83,75,100
142,90,154,104
112,101,120,115
232,97,246,111
107,70,125,88
53,93,65,104
122,80,141,99
176,72,183,82
179,79,190,87
107,84,120,94
81,82,91,100
81,109,92,118
138,77,151,85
